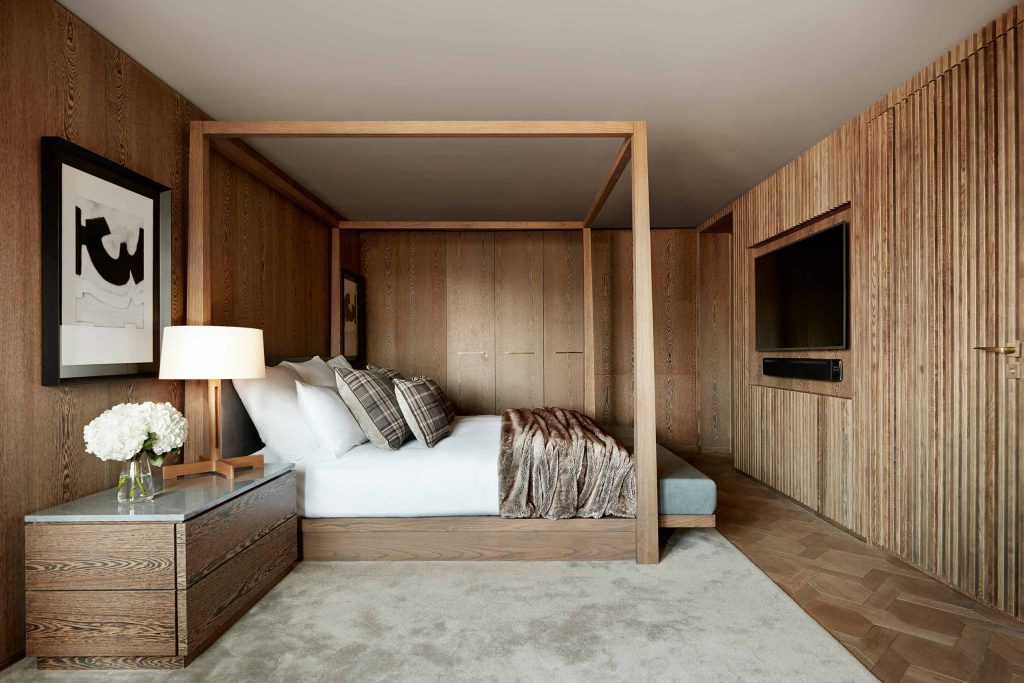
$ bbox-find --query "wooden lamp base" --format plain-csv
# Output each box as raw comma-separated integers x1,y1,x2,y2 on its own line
162,379,264,480
162,454,264,480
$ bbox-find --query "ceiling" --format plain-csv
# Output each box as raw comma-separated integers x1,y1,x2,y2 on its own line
62,0,1010,227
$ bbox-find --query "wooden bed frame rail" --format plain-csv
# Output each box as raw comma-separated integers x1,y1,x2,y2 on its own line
300,515,715,561
186,120,663,563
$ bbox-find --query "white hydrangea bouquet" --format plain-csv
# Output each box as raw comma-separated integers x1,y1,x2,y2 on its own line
84,402,188,502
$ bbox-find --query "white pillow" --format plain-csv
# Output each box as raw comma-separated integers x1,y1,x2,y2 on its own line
295,380,367,457
280,356,336,387
232,364,327,464
327,354,353,372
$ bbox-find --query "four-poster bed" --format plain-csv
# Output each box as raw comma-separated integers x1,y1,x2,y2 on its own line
185,120,710,564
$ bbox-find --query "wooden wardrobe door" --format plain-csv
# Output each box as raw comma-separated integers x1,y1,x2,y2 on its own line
543,231,585,411
446,232,496,414
893,31,1022,615
494,232,543,412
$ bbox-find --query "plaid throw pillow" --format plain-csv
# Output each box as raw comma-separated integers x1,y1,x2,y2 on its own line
413,376,455,424
334,367,411,450
394,378,452,447
368,365,405,383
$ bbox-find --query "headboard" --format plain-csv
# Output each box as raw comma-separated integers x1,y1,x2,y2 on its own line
221,378,264,458
220,357,319,458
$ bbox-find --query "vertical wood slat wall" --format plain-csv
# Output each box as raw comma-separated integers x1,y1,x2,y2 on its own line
700,5,1023,619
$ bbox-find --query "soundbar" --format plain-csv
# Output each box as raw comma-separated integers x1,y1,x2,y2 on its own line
762,358,843,382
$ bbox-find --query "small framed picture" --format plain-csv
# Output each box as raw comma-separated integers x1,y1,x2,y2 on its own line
342,269,366,367
41,137,172,386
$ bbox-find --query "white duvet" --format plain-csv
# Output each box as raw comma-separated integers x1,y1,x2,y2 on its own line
298,415,501,517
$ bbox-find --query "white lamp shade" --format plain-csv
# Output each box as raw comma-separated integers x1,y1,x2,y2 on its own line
159,326,266,380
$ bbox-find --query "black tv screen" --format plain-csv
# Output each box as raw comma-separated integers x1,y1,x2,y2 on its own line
755,222,848,351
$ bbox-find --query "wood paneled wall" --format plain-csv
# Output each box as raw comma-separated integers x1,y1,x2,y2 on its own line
0,0,335,669
361,229,708,454
208,150,333,359
697,231,732,452
700,4,1023,619
0,1,191,668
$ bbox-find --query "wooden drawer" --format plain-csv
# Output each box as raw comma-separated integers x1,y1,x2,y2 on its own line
178,515,297,658
176,472,295,588
26,523,176,590
27,589,177,656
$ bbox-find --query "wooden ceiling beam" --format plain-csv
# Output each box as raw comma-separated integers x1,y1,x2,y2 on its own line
210,137,343,226
200,120,634,138
338,221,584,231
582,137,632,229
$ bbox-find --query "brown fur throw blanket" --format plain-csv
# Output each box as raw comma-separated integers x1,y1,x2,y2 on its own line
499,407,636,519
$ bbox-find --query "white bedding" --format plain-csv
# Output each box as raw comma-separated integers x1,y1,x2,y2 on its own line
298,415,501,517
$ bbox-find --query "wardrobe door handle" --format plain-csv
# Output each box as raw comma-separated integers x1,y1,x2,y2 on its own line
974,342,1020,357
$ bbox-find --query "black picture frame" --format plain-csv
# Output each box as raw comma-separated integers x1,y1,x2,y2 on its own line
41,137,172,386
341,269,366,368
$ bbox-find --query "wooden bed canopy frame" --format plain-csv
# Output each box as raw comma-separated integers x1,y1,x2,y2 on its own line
185,120,713,564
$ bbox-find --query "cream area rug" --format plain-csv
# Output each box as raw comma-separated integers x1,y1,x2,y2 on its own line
3,530,873,682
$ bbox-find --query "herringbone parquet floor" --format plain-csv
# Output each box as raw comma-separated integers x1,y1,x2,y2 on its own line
685,452,1024,682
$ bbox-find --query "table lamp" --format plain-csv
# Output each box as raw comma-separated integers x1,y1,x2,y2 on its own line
158,325,266,479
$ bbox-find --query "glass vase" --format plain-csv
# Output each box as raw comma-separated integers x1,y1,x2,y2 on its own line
117,456,155,503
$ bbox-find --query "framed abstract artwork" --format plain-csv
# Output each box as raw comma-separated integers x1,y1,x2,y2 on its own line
342,269,366,367
40,137,172,385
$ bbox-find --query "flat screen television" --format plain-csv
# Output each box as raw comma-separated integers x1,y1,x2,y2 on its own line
755,222,848,351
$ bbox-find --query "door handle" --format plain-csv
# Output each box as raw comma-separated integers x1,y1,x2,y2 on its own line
974,341,1021,357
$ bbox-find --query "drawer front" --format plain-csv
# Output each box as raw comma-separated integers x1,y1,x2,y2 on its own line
27,590,177,657
176,472,296,588
26,523,176,590
178,515,297,658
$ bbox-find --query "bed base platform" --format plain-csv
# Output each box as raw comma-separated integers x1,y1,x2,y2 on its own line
299,515,715,561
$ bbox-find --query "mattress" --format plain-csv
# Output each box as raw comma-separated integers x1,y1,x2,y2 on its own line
298,416,717,518
299,415,501,517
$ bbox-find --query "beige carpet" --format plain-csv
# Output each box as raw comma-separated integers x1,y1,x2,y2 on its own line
3,530,873,682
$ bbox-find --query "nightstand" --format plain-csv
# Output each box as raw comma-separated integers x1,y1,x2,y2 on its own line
24,463,296,670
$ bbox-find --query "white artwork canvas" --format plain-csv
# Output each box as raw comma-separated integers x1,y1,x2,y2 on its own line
60,164,155,366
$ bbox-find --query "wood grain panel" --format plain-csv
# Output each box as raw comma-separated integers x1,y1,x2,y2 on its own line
592,230,633,425
0,0,332,665
362,232,447,382
361,227,702,442
0,0,197,665
697,231,732,451
590,230,701,453
652,230,698,451
748,386,820,510
446,233,496,413
302,516,634,533
209,150,332,359
494,232,544,412
301,517,635,561
175,472,295,588
26,590,176,657
658,515,716,528
851,110,895,545
543,231,586,411
698,5,1023,623
25,523,175,591
891,35,1022,615
36,655,184,670
177,516,297,658
818,396,854,530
